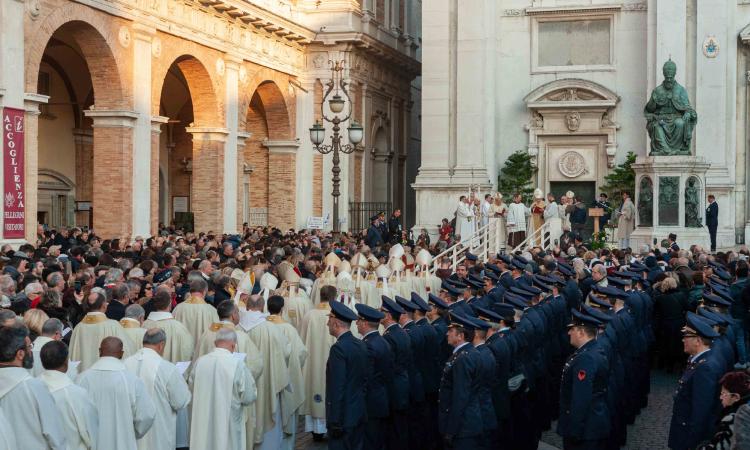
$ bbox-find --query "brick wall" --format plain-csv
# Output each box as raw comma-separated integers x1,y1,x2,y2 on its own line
354,153,363,202
191,137,224,233
245,97,269,210
313,154,323,216
268,152,296,229
73,129,94,227
93,126,133,238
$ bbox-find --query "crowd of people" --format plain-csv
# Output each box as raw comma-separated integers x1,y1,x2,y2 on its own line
0,222,749,450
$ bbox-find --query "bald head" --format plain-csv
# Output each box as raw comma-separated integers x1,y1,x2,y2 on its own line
99,336,124,359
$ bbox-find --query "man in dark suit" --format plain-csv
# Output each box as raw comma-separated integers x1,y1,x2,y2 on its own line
377,212,390,243
388,209,403,244
355,304,393,450
557,309,611,450
668,312,725,450
326,300,369,450
706,194,719,252
365,215,384,249
439,313,483,449
380,296,411,450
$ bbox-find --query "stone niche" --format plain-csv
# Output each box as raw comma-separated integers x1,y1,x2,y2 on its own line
630,156,710,251
524,79,620,191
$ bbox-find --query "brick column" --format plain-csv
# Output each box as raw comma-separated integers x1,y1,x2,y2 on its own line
263,139,300,230
186,127,228,233
72,128,93,227
236,131,251,229
84,109,138,239
150,116,168,235
23,94,49,243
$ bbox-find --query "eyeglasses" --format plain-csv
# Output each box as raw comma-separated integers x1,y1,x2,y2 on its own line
145,286,153,290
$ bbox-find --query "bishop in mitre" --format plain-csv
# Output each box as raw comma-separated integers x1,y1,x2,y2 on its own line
310,252,340,306
172,277,219,347
124,328,191,450
189,329,257,450
77,337,156,450
300,284,338,438
372,264,394,307
240,294,291,450
69,289,135,371
258,272,279,313
193,300,264,447
39,340,99,450
351,253,378,308
142,289,194,363
277,263,311,332
120,304,147,352
267,295,309,450
411,249,442,298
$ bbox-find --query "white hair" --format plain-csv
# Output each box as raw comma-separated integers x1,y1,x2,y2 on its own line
24,282,43,297
215,328,237,345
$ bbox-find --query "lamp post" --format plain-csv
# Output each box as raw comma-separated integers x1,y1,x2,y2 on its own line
309,60,364,233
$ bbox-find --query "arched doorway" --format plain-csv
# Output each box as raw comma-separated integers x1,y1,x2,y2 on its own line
155,55,221,232
243,79,293,229
33,20,123,233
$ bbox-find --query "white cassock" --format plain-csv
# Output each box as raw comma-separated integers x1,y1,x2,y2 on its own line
268,315,308,450
0,407,17,450
240,311,291,450
172,298,220,347
39,370,98,450
120,318,146,351
481,200,491,227
69,312,136,372
189,348,257,450
77,356,156,450
32,337,79,379
124,348,192,450
456,201,474,243
142,311,195,363
299,303,336,433
281,286,311,332
0,367,67,450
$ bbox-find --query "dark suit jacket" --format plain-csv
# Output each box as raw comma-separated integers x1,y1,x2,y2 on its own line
362,330,393,418
438,343,483,438
105,300,127,321
326,331,369,428
706,202,719,228
383,323,412,411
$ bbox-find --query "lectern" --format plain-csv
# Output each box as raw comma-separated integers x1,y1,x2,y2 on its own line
589,207,605,235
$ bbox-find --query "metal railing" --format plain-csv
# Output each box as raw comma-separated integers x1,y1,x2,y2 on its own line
430,222,496,274
348,201,392,233
511,218,563,254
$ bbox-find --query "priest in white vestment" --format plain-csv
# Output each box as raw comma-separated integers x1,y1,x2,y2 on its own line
240,294,292,450
193,300,264,447
456,195,475,243
0,325,67,450
31,317,64,377
38,340,98,450
76,337,156,450
69,290,135,371
277,266,312,332
124,328,191,450
481,194,492,228
0,408,16,450
189,328,257,450
120,304,147,352
300,284,337,436
143,289,195,362
267,295,309,450
173,278,219,346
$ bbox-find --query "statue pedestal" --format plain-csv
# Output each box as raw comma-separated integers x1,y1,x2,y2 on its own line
630,155,711,251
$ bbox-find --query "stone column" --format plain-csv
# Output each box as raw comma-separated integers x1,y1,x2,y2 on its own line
236,131,251,229
84,109,138,238
186,127,228,233
295,77,316,230
223,55,242,234
23,94,49,243
72,127,93,227
150,116,168,234
264,139,300,230
131,24,156,237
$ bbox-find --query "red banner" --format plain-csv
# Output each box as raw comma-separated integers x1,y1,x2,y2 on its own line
3,108,25,239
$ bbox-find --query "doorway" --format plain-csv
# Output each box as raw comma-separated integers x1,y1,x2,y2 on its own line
549,181,596,240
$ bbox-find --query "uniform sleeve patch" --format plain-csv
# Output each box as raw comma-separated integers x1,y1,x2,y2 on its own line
314,394,322,403
577,370,586,381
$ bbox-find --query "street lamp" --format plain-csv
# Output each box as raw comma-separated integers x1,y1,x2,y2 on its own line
309,60,363,233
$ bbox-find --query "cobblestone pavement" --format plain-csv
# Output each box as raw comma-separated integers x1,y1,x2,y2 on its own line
296,369,680,449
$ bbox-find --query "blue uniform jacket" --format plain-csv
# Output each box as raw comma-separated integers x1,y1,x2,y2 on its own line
362,330,393,418
557,339,611,441
449,299,476,317
382,323,412,411
403,321,426,403
416,317,441,394
326,331,369,428
438,343,483,438
475,344,498,432
486,331,511,420
668,349,724,450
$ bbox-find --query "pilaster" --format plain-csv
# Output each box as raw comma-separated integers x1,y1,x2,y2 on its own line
132,24,156,237
150,116,168,234
223,54,242,234
22,94,49,243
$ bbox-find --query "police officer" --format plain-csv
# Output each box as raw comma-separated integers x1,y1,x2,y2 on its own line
326,300,369,450
469,315,498,450
439,313,483,449
557,309,611,450
355,303,392,450
395,295,427,449
428,293,453,366
412,293,441,450
668,312,725,450
380,296,411,450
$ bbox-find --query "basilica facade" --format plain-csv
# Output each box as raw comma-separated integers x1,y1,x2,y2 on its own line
414,0,750,248
0,0,420,242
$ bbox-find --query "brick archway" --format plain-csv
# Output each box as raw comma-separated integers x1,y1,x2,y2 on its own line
153,54,222,128
26,7,127,109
